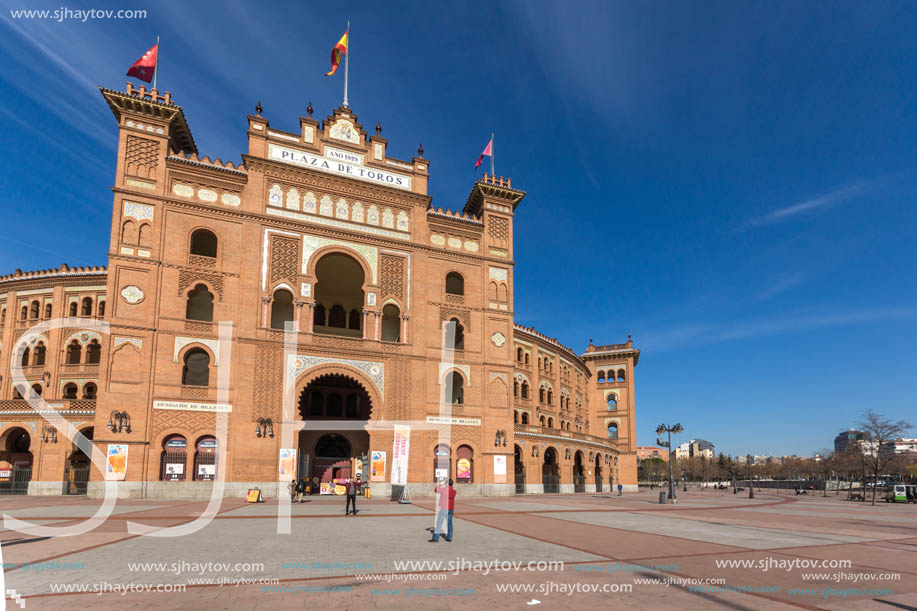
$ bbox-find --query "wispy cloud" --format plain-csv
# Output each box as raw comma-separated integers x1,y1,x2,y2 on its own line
742,180,875,229
640,306,917,354
753,271,807,302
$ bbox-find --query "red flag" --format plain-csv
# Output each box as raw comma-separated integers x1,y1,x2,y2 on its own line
127,43,158,83
325,30,349,76
474,136,493,170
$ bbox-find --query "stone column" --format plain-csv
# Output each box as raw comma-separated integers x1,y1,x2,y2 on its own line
261,296,271,328
361,309,369,340
400,314,409,344
306,302,315,333
294,300,305,332
374,311,380,341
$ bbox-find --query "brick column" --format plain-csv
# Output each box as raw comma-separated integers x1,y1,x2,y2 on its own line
261,296,271,328
306,302,315,333
374,311,380,341
400,314,409,344
361,309,369,340
294,300,305,332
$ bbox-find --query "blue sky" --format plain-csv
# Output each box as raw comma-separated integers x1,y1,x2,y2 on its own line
1,1,915,456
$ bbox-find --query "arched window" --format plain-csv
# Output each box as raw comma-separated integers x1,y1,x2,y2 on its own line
98,301,105,317
20,305,27,320
313,253,365,337
524,353,530,364
81,297,93,316
607,423,618,439
66,340,82,364
514,411,519,423
44,303,52,318
547,390,553,405
539,387,545,403
182,348,210,386
381,304,400,342
521,412,529,424
446,371,464,404
547,417,553,429
448,318,464,350
313,303,326,327
62,383,78,399
82,382,97,399
618,369,626,382
270,289,294,330
189,229,218,257
69,302,78,316
12,385,24,399
30,383,42,397
597,371,605,383
186,284,214,322
607,393,617,410
33,342,46,366
516,347,523,362
121,219,136,243
456,445,474,483
433,443,452,481
29,300,39,319
521,381,529,399
513,379,519,397
85,340,101,364
161,435,187,481
193,436,218,481
138,223,152,247
540,416,546,427
328,304,346,328
20,347,30,367
445,272,464,295
348,308,362,331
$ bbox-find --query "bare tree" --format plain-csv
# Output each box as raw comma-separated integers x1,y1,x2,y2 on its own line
817,449,834,497
857,409,913,505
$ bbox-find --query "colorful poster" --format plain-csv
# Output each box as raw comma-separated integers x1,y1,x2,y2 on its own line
391,425,411,486
494,455,507,483
457,458,472,480
371,451,386,481
279,449,296,482
0,469,11,481
106,444,128,481
354,458,363,480
320,482,333,495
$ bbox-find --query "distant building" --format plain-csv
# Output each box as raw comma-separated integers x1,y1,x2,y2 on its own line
636,446,668,461
834,430,870,454
879,438,917,458
673,439,715,459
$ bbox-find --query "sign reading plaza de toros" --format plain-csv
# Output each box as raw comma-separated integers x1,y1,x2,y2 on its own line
269,143,413,191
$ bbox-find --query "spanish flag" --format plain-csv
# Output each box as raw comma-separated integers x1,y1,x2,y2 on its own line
325,29,348,76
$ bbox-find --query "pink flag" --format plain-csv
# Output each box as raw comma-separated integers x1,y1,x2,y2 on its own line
474,136,493,170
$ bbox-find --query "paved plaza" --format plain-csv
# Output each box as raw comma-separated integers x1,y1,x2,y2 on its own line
1,490,915,610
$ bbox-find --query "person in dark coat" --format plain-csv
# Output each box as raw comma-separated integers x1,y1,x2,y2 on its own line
344,477,362,515
295,478,306,502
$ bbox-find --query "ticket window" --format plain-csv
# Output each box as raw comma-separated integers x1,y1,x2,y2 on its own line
193,436,217,481
160,435,187,481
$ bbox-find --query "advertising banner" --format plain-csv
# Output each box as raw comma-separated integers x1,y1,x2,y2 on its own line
279,449,296,482
457,458,472,480
391,425,411,486
371,451,386,481
106,444,128,481
494,455,507,483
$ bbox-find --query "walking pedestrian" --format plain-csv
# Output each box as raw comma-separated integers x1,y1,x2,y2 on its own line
429,479,456,542
344,476,361,515
617,483,623,496
295,478,306,502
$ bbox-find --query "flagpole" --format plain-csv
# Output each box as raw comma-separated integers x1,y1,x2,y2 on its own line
343,21,350,107
490,132,494,176
152,34,160,90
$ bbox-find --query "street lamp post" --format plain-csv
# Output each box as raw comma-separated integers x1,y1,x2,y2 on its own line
656,423,683,504
747,454,755,499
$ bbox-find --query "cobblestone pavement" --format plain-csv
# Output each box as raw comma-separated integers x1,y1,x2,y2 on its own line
1,490,915,609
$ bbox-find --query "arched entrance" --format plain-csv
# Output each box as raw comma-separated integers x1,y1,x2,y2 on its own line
65,427,93,495
298,372,372,494
542,447,559,494
594,454,603,493
573,451,586,493
0,427,33,495
514,444,525,494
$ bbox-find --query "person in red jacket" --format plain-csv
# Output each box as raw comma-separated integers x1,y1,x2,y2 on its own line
429,479,456,542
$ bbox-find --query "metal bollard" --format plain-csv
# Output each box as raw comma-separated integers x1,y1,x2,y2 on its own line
659,491,666,504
